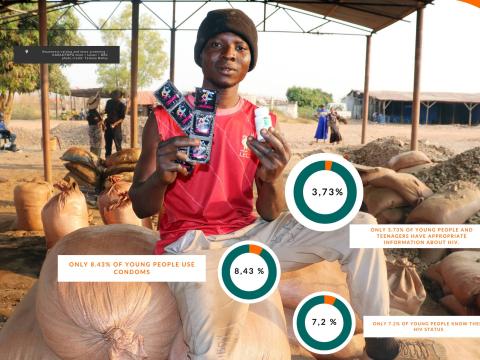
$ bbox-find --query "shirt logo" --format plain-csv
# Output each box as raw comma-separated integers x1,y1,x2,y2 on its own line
240,134,253,158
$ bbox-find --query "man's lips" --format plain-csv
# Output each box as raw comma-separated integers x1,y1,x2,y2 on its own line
217,66,237,75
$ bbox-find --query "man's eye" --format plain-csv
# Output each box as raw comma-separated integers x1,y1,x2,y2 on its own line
236,45,248,51
211,42,222,48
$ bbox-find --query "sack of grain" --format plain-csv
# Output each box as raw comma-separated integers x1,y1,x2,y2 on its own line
61,146,102,169
104,172,134,190
41,180,89,249
106,148,141,167
169,247,291,360
398,162,436,175
406,181,480,224
64,172,95,190
363,185,408,216
279,261,363,335
97,179,150,227
434,251,480,307
13,179,53,231
370,173,433,206
387,150,431,171
386,258,426,315
105,162,137,176
440,294,480,316
284,307,365,360
65,162,99,186
376,206,411,224
0,284,61,360
355,165,396,186
36,225,180,360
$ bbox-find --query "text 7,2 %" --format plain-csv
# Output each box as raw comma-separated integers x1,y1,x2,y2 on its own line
312,318,337,326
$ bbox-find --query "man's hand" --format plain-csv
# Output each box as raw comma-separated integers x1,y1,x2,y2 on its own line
156,136,200,185
247,127,291,183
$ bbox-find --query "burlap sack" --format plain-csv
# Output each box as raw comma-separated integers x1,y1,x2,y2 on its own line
64,172,96,190
104,172,135,190
169,247,291,360
36,225,180,360
13,179,53,230
65,162,99,186
398,162,436,174
370,173,433,206
440,294,480,316
376,206,411,224
106,163,137,176
97,179,150,227
387,150,431,171
284,307,365,360
106,148,141,168
363,185,408,216
41,180,89,249
406,181,480,224
435,251,480,307
0,284,61,360
353,165,396,186
279,261,363,335
61,146,103,169
386,258,426,315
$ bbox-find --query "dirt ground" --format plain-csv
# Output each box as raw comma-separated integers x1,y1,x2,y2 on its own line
1,118,479,352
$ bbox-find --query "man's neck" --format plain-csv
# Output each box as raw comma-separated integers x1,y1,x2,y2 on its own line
202,81,240,109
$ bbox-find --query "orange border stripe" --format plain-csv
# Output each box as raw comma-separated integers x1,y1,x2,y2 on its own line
325,161,333,171
249,244,263,255
324,295,336,305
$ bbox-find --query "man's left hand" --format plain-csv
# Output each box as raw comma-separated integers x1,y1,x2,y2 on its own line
247,127,291,183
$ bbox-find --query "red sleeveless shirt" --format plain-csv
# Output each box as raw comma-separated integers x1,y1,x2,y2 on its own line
153,97,276,254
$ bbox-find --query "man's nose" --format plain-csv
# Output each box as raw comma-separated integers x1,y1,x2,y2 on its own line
222,44,236,60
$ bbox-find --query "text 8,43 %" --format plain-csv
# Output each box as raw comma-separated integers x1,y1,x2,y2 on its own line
234,267,265,275
311,188,343,196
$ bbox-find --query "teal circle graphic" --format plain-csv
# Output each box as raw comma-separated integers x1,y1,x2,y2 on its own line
220,243,278,301
294,161,356,224
293,292,355,354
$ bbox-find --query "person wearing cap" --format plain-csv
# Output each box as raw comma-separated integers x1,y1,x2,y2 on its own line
86,93,103,157
129,9,445,360
104,89,126,157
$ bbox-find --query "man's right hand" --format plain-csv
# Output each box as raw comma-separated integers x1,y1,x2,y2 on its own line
156,136,200,185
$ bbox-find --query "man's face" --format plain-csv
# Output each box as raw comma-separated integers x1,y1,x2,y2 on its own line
201,32,251,89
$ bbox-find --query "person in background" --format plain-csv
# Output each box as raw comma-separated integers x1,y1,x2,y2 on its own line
104,89,126,157
327,106,347,145
0,111,18,151
86,93,104,157
313,104,328,143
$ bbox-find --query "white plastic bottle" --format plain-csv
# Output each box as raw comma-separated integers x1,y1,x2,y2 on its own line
254,107,272,142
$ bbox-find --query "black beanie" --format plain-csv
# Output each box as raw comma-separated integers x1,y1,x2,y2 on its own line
194,9,258,71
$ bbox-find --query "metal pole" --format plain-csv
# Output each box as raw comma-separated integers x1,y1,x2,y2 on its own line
170,0,176,82
263,1,267,32
130,0,139,148
361,35,371,144
39,0,51,183
410,7,424,151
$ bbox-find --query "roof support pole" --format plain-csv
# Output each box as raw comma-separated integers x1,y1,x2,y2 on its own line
130,0,140,148
464,102,478,126
410,6,424,151
39,0,51,183
170,0,176,82
361,34,371,144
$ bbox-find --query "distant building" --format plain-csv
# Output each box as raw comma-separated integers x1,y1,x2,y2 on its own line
343,90,480,125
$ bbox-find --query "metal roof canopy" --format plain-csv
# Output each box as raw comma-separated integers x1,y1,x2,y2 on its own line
1,0,434,182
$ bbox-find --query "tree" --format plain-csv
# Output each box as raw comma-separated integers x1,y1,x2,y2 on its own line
286,86,333,109
0,4,84,123
96,5,168,92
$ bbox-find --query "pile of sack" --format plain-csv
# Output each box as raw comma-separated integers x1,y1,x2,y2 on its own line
426,251,480,316
104,147,140,183
356,150,480,226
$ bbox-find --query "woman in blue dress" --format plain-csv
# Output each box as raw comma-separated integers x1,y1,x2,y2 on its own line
313,105,328,143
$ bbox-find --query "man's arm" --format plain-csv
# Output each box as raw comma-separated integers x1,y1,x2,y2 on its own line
247,126,291,221
129,111,199,218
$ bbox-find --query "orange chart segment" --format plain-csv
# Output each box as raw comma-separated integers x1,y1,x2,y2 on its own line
249,244,263,255
325,161,333,171
324,295,336,305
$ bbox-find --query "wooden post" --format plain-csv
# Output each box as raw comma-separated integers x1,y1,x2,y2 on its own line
410,7,424,151
130,0,139,148
361,35,371,144
170,0,176,82
39,0,51,183
55,93,58,120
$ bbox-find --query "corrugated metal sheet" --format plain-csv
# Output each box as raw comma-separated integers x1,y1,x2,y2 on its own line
277,0,432,32
368,90,480,103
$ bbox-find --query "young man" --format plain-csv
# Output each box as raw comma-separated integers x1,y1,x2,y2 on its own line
0,112,18,151
104,89,126,157
86,93,104,157
130,9,445,360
